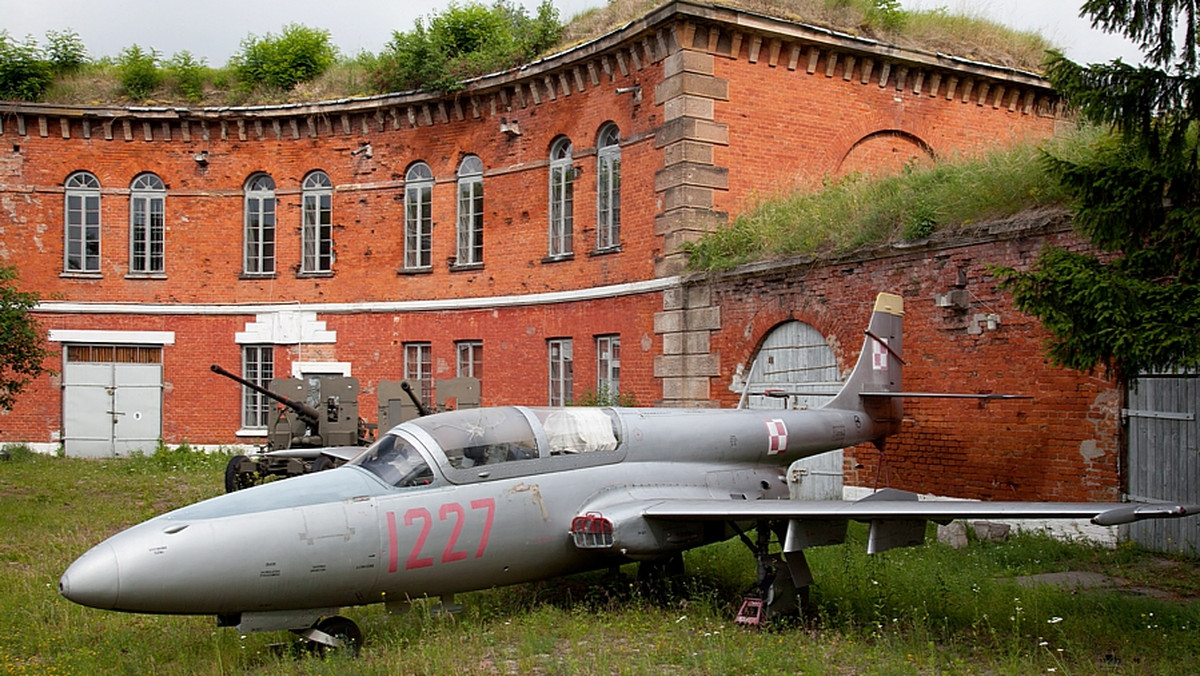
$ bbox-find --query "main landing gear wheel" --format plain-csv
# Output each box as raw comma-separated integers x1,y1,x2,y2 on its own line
296,615,363,657
224,455,256,493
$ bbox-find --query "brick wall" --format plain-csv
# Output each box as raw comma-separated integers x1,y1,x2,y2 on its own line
0,1,1078,493
687,215,1119,502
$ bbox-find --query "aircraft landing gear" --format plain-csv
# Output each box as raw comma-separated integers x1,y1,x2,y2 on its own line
294,615,363,657
733,521,810,628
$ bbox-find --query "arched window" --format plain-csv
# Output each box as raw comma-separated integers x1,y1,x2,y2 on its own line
243,174,276,275
301,171,333,273
548,137,574,257
64,171,101,273
129,173,165,274
405,162,433,270
456,155,484,266
595,124,621,251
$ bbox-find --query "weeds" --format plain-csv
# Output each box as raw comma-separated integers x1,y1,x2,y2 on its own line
1,455,1197,674
684,129,1100,271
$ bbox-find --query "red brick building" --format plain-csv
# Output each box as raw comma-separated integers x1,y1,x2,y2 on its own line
1,3,1096,500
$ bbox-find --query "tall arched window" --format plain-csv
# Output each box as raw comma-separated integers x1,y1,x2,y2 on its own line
301,171,333,274
243,174,276,275
405,162,433,270
548,137,574,257
456,155,484,266
64,171,101,273
129,173,165,274
596,124,621,251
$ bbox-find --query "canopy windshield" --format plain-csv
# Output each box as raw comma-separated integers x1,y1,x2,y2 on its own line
408,406,621,470
347,433,434,487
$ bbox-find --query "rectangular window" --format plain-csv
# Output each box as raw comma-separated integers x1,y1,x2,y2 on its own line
404,342,433,406
130,193,165,273
405,184,432,269
245,196,276,274
549,165,574,256
548,338,573,406
66,193,101,273
456,340,483,379
456,178,484,265
596,334,620,397
596,151,620,250
241,345,274,430
301,192,333,273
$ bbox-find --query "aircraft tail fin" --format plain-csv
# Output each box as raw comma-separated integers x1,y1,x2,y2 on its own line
823,293,904,426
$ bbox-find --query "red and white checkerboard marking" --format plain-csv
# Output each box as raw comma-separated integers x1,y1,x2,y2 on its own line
765,418,788,455
872,337,889,371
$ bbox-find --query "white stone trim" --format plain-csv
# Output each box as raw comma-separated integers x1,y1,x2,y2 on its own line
292,361,352,377
47,329,175,345
235,310,336,345
34,278,680,316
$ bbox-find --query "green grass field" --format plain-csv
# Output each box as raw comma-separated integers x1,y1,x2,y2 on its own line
2,445,1198,675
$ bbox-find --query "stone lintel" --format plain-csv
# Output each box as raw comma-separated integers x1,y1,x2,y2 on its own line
663,49,715,77
655,354,720,378
662,139,715,166
654,117,729,148
660,185,715,211
655,162,729,192
655,71,730,104
664,331,713,356
660,376,713,401
663,95,715,122
654,207,727,236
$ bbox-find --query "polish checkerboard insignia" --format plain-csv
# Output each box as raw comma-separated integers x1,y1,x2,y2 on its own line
765,419,788,455
872,336,889,371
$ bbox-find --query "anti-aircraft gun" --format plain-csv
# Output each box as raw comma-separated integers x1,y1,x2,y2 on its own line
210,365,372,492
212,365,482,492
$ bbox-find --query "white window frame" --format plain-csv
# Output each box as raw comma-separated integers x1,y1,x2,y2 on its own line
404,341,433,405
596,124,621,251
241,345,274,431
596,334,620,396
548,137,574,258
243,174,276,275
405,163,433,270
64,171,101,273
456,156,484,266
129,173,165,275
456,340,482,379
548,338,573,406
301,171,333,274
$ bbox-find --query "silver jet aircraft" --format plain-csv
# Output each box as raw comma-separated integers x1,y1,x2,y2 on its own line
60,293,1199,653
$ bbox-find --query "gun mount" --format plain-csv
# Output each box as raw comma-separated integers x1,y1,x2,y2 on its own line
211,365,481,492
210,364,373,492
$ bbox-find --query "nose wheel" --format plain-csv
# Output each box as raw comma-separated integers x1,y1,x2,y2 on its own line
295,615,363,657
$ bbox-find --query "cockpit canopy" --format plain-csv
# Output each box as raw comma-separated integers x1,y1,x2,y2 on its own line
349,406,622,487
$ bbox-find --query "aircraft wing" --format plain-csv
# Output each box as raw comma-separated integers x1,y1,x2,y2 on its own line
639,491,1199,527
616,489,1200,556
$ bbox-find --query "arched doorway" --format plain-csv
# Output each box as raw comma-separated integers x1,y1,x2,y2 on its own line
738,320,843,500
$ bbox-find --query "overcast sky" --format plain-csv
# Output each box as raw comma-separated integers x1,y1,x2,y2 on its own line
2,1,1145,67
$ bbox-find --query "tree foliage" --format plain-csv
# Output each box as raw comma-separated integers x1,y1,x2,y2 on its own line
0,266,52,411
230,24,337,92
117,45,162,100
0,32,55,101
996,0,1200,378
371,1,561,93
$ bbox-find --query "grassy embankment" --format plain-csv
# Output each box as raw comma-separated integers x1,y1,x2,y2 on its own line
682,129,1105,272
2,443,1198,675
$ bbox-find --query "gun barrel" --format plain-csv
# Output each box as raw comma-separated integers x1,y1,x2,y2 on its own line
400,381,432,417
209,364,321,422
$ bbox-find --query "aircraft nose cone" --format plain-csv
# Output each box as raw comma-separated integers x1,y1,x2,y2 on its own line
60,542,119,610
